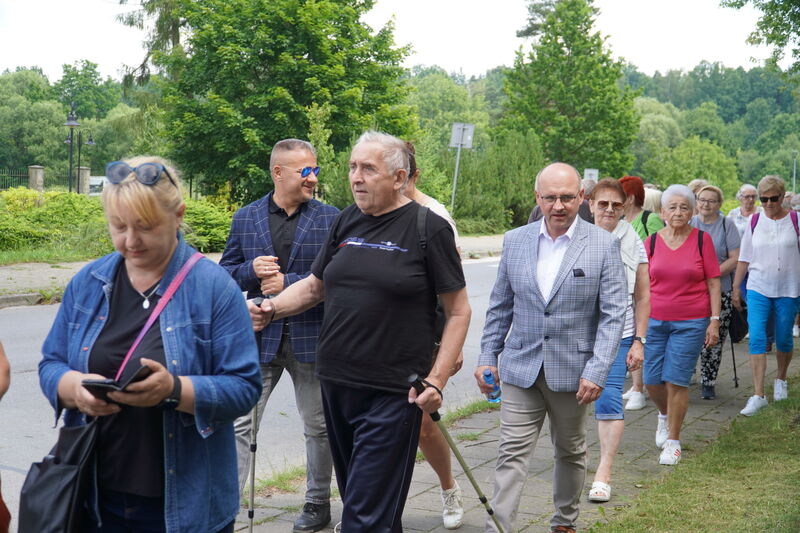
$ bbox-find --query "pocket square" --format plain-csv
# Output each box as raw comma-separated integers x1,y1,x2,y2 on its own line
573,268,585,277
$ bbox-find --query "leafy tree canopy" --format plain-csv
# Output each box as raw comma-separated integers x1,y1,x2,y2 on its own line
504,0,638,176
51,60,122,120
160,0,416,203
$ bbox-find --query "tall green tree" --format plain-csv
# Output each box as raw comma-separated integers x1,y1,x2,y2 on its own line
51,60,121,119
504,0,638,176
117,0,186,85
643,136,740,196
160,0,415,203
516,0,559,39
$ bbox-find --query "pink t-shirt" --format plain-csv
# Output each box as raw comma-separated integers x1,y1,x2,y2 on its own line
646,228,721,321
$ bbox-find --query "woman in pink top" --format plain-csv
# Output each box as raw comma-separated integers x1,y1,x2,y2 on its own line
643,184,721,466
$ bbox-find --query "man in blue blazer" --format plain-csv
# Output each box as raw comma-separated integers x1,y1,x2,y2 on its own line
220,139,340,532
475,163,627,533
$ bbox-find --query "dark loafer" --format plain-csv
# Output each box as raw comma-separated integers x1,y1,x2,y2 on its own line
293,502,331,532
551,526,576,533
701,385,715,400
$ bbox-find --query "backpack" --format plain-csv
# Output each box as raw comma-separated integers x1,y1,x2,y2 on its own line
646,228,704,259
417,206,446,346
750,211,800,253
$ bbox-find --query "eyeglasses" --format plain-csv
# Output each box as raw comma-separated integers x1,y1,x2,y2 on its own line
596,200,624,211
539,194,579,205
282,165,320,178
697,198,719,205
759,195,782,204
740,194,756,200
106,161,178,188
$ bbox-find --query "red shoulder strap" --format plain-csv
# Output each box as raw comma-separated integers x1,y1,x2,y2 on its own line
750,213,760,232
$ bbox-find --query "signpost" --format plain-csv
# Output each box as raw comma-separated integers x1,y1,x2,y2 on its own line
448,122,475,212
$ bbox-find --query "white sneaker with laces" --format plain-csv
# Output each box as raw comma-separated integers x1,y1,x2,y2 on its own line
659,441,682,465
622,387,636,400
740,395,768,416
441,482,464,529
774,379,788,401
655,416,669,448
625,391,646,410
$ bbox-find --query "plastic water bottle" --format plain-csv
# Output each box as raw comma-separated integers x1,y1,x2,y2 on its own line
483,369,501,403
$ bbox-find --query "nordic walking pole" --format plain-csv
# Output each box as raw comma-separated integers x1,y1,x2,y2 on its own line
249,297,266,533
729,336,739,388
409,375,505,533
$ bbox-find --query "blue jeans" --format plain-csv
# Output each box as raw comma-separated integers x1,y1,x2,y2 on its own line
594,336,631,420
90,491,235,533
747,290,800,354
644,318,708,387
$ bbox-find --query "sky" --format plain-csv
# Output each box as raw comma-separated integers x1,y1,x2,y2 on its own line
0,0,778,83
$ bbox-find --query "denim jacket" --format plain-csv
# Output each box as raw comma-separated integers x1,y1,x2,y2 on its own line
39,236,262,533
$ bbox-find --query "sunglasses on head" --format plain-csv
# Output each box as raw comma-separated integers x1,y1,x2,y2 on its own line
282,165,320,178
106,161,178,188
759,195,782,204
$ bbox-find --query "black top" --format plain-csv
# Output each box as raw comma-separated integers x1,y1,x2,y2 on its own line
268,195,303,272
88,264,167,498
311,202,465,393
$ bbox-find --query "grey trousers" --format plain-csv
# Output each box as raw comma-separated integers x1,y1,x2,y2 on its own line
486,373,588,532
233,340,333,504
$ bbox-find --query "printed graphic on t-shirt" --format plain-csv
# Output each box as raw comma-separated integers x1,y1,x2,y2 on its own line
337,237,408,253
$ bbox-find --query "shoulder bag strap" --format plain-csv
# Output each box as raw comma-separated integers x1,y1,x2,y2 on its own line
114,252,204,381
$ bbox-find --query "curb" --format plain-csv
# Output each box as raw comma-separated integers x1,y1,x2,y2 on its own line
0,293,42,309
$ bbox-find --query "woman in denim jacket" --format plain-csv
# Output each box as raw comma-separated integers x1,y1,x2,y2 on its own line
39,157,262,533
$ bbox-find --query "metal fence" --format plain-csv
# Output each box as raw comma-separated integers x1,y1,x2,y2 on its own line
42,170,72,191
0,168,27,191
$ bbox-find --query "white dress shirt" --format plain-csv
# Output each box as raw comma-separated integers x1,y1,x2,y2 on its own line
739,213,800,298
537,216,579,302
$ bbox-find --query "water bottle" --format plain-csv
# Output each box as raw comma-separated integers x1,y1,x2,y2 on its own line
483,369,501,403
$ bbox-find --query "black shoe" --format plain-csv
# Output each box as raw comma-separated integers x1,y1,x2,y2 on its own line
293,502,331,532
701,385,715,400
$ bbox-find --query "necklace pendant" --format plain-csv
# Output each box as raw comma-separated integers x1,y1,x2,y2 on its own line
143,299,151,310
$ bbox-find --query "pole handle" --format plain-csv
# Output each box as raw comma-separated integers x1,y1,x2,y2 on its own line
408,374,441,422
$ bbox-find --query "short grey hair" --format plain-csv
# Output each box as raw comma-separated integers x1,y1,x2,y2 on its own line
736,183,757,200
757,174,785,196
269,138,316,169
354,130,410,176
581,178,596,196
661,184,695,211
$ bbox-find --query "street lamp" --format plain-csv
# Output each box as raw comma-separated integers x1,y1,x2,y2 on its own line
64,102,79,193
75,131,95,193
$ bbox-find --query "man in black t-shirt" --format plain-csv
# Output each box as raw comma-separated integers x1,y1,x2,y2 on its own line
249,131,471,533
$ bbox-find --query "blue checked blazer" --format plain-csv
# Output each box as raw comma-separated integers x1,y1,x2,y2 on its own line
220,193,339,363
477,217,627,391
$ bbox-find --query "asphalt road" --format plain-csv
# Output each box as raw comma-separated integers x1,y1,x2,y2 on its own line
0,257,501,525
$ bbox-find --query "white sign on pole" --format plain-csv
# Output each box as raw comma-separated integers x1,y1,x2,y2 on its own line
449,123,475,149
583,168,599,181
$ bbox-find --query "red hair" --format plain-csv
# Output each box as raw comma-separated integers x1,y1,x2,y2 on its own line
619,175,645,208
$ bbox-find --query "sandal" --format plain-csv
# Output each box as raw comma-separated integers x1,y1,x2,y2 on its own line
588,481,611,502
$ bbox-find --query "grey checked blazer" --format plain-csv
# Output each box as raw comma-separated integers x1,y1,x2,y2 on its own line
478,217,627,392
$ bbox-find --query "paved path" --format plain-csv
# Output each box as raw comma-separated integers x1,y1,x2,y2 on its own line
234,341,792,532
0,235,505,307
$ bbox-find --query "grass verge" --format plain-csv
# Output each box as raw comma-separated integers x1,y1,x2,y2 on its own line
589,375,800,532
0,246,99,265
254,464,308,497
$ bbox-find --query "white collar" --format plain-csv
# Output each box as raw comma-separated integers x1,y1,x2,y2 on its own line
539,214,580,242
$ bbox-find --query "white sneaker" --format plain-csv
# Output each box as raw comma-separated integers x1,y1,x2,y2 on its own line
659,441,682,465
655,416,669,448
740,395,768,416
625,391,646,410
794,324,799,337
333,522,342,533
622,386,636,400
441,482,464,529
774,379,788,401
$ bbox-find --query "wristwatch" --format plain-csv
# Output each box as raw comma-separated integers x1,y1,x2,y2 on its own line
710,315,721,321
633,336,647,345
159,374,182,409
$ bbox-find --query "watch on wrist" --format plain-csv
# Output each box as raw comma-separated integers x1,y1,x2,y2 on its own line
633,336,647,345
710,315,721,321
160,374,182,409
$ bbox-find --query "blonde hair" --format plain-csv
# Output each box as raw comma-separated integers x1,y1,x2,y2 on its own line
687,179,709,196
102,156,185,227
642,188,662,213
757,174,785,197
697,185,724,204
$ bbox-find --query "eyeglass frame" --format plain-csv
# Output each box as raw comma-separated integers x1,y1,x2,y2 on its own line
538,193,581,206
594,200,624,211
105,161,178,189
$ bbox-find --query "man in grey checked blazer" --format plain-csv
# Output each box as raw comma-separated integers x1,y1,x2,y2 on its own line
476,163,627,533
220,139,339,532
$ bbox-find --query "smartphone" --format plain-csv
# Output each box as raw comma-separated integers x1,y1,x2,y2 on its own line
82,365,153,401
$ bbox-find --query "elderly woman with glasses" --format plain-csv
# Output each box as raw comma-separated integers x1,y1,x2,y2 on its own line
644,184,721,466
689,185,741,400
39,157,262,532
733,175,800,416
585,179,650,503
728,184,762,238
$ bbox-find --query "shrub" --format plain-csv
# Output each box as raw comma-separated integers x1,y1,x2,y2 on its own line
0,187,43,214
183,198,233,252
0,211,50,249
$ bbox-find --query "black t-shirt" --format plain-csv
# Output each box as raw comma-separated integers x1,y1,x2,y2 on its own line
88,263,167,498
268,194,303,272
311,201,465,393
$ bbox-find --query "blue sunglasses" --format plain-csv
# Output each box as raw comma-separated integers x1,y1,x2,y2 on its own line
105,161,178,188
281,165,321,178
